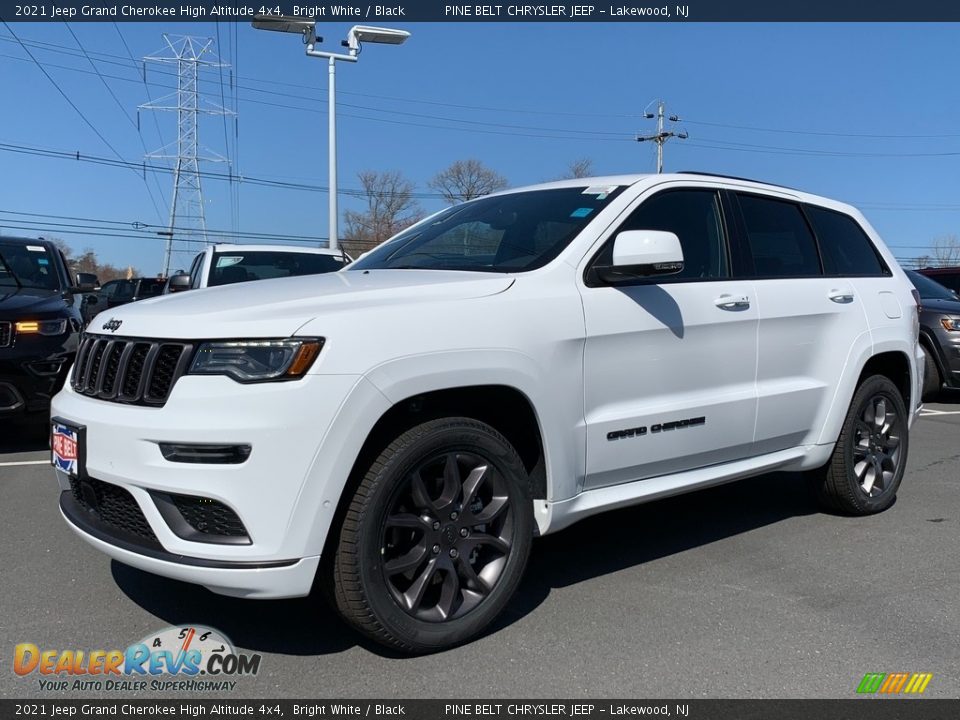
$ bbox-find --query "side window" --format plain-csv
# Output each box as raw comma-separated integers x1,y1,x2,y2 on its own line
100,280,118,298
112,280,135,301
805,206,887,277
593,189,729,280
737,194,821,278
189,253,205,289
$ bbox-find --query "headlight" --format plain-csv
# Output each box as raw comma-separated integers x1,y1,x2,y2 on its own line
16,319,68,336
941,318,960,332
188,338,323,382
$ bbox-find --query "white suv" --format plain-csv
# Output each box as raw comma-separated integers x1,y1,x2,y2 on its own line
51,173,924,652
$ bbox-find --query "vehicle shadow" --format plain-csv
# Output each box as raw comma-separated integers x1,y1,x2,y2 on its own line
0,416,49,455
113,471,818,658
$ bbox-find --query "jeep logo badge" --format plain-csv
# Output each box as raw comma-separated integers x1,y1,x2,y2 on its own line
102,318,122,332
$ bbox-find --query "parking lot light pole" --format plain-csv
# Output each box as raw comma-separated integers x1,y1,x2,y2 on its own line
252,18,410,251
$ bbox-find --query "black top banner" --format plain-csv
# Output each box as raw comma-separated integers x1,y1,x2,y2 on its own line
2,0,960,22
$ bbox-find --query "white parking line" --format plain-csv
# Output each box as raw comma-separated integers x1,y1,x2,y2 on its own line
0,460,49,467
920,409,960,416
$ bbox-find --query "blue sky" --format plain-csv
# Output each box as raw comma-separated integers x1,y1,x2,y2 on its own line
1,21,959,274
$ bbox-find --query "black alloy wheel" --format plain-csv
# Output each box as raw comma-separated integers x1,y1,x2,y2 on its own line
329,417,533,653
809,374,909,515
380,451,515,622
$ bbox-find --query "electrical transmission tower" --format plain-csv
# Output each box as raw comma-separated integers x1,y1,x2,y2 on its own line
141,35,233,276
636,100,688,173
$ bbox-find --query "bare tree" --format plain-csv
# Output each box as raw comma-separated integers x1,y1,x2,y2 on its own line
428,159,508,204
54,239,137,282
561,158,594,179
342,170,421,255
932,235,960,267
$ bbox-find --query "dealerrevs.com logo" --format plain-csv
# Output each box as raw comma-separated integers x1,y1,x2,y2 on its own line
14,625,261,692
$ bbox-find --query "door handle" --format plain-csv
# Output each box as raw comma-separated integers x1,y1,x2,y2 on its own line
828,289,855,304
714,294,751,310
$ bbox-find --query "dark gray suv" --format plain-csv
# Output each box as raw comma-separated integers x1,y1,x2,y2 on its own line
907,270,960,398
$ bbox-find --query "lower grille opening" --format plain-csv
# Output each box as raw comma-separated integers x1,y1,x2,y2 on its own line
68,477,160,548
151,492,251,545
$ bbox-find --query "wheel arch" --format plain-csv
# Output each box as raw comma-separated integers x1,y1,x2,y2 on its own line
817,341,915,447
318,382,554,567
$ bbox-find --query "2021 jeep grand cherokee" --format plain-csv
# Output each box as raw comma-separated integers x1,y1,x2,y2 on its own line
51,173,924,652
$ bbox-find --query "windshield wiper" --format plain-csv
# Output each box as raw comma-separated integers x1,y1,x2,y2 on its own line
0,250,23,289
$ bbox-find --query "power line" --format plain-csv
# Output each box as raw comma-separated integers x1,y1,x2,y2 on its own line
0,208,329,243
64,24,167,224
0,49,632,143
0,140,445,198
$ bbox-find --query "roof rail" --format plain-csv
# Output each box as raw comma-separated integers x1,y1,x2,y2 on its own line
675,171,798,191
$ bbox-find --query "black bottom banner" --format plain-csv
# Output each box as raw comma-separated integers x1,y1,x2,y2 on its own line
2,700,958,720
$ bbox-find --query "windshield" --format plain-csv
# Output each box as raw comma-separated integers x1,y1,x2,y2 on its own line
349,186,626,273
907,270,958,301
0,242,61,290
209,251,347,287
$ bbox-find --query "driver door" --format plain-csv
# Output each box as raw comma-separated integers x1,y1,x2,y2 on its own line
579,187,759,490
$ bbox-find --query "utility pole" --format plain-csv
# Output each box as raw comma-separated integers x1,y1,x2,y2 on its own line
636,100,688,173
141,35,233,276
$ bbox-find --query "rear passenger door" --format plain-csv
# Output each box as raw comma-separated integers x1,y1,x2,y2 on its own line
732,192,872,453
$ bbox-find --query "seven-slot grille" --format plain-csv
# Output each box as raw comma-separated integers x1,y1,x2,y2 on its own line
0,321,10,348
71,334,193,406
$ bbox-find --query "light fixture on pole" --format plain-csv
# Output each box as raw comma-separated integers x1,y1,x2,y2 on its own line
252,17,410,251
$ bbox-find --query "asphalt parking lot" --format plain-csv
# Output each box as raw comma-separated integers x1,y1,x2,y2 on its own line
2,395,959,699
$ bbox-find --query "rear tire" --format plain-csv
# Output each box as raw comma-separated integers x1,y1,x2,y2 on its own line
922,348,942,401
809,374,909,515
328,417,533,653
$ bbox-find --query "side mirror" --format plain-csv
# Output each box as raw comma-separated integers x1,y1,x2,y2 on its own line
167,273,192,293
74,272,99,291
594,230,684,284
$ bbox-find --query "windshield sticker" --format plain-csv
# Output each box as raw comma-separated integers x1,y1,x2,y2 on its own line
570,207,594,218
582,185,619,197
38,258,49,265
26,245,46,252
216,256,244,267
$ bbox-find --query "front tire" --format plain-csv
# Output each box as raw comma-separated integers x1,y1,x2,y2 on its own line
329,417,533,653
809,374,909,515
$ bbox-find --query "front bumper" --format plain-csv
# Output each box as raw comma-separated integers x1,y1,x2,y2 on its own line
51,370,389,599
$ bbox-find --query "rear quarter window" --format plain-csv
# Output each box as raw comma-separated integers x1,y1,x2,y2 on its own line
805,205,888,277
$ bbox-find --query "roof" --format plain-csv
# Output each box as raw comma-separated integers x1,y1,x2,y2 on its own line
0,235,56,247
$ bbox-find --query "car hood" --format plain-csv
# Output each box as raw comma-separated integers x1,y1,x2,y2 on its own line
88,270,515,339
921,297,960,315
0,287,68,316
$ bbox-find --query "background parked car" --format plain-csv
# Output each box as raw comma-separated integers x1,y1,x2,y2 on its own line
917,266,960,294
165,244,352,294
81,277,165,325
906,269,960,398
0,236,96,419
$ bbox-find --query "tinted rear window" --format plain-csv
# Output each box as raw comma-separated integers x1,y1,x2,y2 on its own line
137,279,166,297
805,206,887,277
